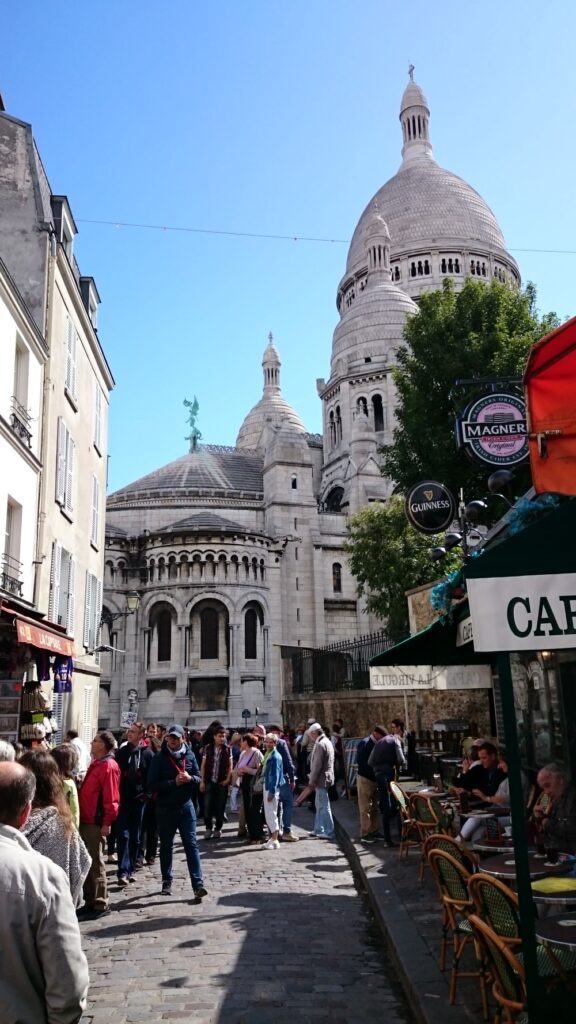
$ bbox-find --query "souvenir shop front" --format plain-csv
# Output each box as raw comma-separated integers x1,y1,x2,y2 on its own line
0,600,74,748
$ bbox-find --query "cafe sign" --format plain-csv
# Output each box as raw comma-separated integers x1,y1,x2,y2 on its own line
467,573,576,651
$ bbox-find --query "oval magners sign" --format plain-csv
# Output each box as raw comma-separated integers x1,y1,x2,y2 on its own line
405,480,456,534
459,393,528,467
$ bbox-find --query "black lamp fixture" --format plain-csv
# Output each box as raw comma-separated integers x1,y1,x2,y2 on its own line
487,469,516,508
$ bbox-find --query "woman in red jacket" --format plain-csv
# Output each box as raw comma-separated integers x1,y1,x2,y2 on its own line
78,731,120,919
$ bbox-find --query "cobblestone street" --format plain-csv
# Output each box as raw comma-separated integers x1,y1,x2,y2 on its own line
79,811,413,1024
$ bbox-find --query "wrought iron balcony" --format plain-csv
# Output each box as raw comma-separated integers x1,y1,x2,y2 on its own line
1,553,23,597
10,397,32,448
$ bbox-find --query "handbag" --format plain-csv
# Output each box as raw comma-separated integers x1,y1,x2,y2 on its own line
251,767,265,795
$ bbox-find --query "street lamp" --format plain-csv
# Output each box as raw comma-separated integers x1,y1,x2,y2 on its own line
100,590,141,627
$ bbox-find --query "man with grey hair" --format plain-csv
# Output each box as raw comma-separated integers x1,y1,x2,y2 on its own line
0,739,15,761
0,761,89,1023
300,723,335,839
537,763,576,855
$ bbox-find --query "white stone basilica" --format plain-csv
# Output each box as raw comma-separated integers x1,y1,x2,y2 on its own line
100,73,519,729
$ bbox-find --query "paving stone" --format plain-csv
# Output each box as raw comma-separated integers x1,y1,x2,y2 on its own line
79,814,413,1023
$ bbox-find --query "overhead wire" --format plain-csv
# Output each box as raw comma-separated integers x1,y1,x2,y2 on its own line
76,218,576,255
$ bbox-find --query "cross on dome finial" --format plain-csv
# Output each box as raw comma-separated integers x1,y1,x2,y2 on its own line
268,330,274,345
408,63,415,81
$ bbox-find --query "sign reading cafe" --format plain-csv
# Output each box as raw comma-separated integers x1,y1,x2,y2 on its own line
467,573,576,652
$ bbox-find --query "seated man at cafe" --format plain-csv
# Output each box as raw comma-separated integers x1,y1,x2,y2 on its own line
452,742,506,802
456,749,527,843
537,763,576,855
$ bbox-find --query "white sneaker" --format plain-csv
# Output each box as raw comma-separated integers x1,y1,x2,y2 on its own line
262,839,280,850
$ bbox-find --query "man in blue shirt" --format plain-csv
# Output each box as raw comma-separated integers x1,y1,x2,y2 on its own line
269,725,298,842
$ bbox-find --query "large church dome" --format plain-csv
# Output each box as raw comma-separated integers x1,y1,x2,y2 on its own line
338,71,519,307
236,334,307,450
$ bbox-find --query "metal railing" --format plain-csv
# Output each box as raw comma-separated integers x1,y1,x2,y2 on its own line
10,397,32,448
291,628,402,694
1,553,23,597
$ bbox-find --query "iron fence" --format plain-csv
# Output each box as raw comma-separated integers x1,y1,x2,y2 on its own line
291,629,403,694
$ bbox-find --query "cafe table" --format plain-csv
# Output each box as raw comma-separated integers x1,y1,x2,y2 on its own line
472,837,518,855
479,853,571,882
535,913,576,951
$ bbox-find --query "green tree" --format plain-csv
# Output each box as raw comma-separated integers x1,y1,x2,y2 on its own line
345,497,461,635
382,279,559,501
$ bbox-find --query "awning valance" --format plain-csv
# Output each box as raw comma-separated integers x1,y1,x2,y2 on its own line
1,604,74,656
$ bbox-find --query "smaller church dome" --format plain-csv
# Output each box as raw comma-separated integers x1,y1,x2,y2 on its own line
236,334,307,450
400,77,429,114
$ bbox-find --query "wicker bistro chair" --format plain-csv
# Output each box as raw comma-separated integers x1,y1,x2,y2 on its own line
390,780,421,860
411,794,454,880
423,833,479,876
428,849,489,1018
468,872,576,988
467,915,527,1024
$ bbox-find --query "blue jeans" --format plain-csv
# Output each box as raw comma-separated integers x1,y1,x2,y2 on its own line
279,781,294,833
156,801,203,889
116,800,145,879
314,787,335,837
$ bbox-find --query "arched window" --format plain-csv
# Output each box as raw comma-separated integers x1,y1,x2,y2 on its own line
454,259,460,273
157,609,172,662
200,608,219,659
332,563,342,593
372,394,385,432
291,474,298,490
245,608,257,660
357,396,368,416
335,406,342,442
441,258,447,274
325,486,344,512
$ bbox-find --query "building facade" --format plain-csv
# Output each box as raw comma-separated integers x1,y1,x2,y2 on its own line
0,102,114,746
103,73,519,729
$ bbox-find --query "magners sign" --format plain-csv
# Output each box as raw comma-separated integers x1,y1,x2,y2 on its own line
405,480,456,535
457,392,528,467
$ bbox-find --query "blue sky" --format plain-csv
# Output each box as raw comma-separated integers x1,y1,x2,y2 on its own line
3,1,575,492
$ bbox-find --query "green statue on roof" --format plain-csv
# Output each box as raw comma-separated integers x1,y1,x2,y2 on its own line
184,396,202,452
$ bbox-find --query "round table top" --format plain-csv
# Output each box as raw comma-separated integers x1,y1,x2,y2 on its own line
535,913,576,949
473,838,516,854
532,888,576,905
479,853,571,881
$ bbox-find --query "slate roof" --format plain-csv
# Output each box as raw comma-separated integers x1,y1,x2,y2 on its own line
160,512,256,535
108,445,264,503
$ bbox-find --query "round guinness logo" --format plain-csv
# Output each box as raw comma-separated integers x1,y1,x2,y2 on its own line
405,481,457,534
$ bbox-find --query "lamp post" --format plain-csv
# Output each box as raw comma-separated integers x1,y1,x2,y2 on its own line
101,589,141,627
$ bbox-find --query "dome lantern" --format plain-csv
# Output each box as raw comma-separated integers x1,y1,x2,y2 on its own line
365,200,391,282
400,65,433,165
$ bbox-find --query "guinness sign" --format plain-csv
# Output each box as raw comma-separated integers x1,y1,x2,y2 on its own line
405,480,456,534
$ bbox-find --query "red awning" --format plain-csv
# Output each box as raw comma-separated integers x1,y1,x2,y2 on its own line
1,604,74,656
524,315,576,494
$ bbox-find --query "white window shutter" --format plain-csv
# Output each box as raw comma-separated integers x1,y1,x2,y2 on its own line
91,475,100,545
65,436,75,514
56,418,66,504
48,542,62,622
94,577,103,654
82,686,93,747
72,329,78,397
83,571,93,648
66,557,75,637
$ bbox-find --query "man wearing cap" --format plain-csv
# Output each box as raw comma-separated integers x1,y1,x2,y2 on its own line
147,725,207,899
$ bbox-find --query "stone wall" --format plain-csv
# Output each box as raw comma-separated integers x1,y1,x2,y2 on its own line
282,687,492,737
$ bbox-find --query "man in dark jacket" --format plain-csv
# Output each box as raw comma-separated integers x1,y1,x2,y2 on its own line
115,722,154,885
454,742,506,799
147,724,207,898
368,730,406,846
356,725,386,843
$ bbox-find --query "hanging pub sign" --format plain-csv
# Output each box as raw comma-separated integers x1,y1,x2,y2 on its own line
405,480,456,534
456,392,528,467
